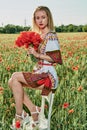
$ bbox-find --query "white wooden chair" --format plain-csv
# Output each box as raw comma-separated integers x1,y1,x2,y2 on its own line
38,89,56,130
23,89,56,130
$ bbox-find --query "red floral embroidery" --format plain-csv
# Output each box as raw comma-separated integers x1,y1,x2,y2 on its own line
37,77,52,88
46,50,62,65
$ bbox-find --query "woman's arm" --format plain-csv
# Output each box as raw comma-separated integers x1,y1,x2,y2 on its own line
28,32,63,65
37,53,53,62
28,46,53,62
44,33,63,65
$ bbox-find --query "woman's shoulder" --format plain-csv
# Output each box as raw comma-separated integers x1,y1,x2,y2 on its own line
46,31,56,36
45,31,58,40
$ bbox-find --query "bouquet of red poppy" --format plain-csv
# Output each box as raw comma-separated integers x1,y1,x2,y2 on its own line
15,31,42,62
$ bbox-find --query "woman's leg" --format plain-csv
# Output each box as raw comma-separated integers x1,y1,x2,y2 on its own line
8,72,43,116
8,72,36,115
23,92,39,112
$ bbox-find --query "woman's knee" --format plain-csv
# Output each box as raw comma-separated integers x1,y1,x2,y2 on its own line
11,72,19,79
8,72,18,88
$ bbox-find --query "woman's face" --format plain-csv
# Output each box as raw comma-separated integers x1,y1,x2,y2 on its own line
34,10,48,29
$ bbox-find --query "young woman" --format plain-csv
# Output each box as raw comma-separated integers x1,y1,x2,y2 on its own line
8,6,62,129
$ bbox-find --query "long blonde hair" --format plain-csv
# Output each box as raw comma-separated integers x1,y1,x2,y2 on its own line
32,6,55,33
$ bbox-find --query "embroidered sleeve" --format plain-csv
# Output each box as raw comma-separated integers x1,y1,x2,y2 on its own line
46,50,62,65
45,33,63,65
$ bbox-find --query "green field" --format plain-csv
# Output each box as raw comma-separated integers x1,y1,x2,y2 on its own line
0,33,87,130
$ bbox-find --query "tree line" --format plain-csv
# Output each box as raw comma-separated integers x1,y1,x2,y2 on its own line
0,24,87,33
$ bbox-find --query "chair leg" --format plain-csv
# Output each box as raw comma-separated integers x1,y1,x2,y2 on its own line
39,97,46,129
40,96,45,119
47,94,54,130
39,93,54,130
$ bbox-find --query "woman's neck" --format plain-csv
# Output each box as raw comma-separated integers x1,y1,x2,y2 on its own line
40,28,50,39
41,28,50,34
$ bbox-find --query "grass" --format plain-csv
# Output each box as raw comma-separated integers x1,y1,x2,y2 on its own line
0,32,87,130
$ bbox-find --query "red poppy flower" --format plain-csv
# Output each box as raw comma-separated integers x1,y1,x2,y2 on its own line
15,120,21,128
72,66,79,71
15,31,42,50
77,86,83,91
68,109,74,114
44,104,48,109
63,102,69,109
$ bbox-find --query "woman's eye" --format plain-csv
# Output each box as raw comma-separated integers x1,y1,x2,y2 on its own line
42,16,46,19
36,16,46,19
36,17,40,20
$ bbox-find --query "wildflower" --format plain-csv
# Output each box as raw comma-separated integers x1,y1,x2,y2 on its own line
63,102,69,109
6,66,11,71
68,109,74,114
10,103,15,107
72,66,79,71
0,57,2,63
15,31,42,49
44,104,48,109
77,86,83,91
0,87,4,94
0,87,4,91
76,56,79,60
68,51,73,57
15,31,42,62
15,120,21,128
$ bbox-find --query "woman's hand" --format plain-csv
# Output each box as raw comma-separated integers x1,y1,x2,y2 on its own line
27,46,39,58
27,46,53,61
27,47,53,62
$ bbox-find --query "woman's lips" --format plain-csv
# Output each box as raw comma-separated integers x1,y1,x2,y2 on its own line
39,24,43,26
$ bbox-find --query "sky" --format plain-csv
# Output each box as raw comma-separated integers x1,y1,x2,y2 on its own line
0,0,87,27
